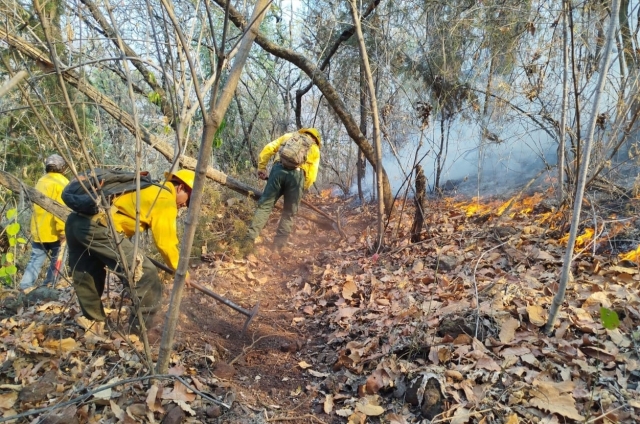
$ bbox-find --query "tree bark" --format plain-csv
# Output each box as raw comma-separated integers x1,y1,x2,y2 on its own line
0,170,71,221
410,165,426,243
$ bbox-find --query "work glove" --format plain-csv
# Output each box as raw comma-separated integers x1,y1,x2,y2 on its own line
257,170,268,181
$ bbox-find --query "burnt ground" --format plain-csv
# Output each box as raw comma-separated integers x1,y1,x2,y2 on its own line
168,195,363,423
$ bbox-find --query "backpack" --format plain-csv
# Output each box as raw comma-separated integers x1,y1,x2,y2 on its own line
278,133,315,170
62,169,167,215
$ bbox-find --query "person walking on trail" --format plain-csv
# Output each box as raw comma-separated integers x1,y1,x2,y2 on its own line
65,169,194,334
242,128,321,254
19,154,69,291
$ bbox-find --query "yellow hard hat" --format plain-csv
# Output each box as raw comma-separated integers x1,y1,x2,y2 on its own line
299,128,321,146
164,169,195,190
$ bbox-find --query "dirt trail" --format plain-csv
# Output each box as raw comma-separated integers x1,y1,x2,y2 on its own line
173,195,361,423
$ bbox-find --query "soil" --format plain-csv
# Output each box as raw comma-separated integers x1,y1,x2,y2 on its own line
168,196,362,423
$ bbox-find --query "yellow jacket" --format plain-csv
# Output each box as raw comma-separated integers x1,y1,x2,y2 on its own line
257,132,321,191
110,183,182,272
31,172,69,243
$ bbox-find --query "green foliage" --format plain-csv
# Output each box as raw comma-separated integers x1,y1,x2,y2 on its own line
213,118,227,149
599,307,620,330
148,91,162,107
0,208,27,285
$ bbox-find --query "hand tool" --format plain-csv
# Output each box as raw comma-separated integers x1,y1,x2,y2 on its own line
147,256,259,333
52,241,67,286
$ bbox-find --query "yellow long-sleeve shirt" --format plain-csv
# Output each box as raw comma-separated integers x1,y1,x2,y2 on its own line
31,172,69,243
110,183,182,272
257,132,321,191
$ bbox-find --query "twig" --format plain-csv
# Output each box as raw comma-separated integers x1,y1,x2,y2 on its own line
585,404,627,423
0,374,229,422
472,239,512,339
229,334,272,365
267,414,327,423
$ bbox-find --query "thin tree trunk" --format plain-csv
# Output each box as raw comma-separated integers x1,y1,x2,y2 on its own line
545,0,620,334
558,0,569,204
156,0,271,373
357,62,367,204
348,0,385,249
410,165,426,243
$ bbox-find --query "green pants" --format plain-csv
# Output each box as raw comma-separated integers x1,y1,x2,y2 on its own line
247,163,305,247
65,212,162,322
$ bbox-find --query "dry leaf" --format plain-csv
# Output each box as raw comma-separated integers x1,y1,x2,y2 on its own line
356,402,384,416
499,318,520,344
161,381,196,402
579,346,615,362
505,413,519,424
335,307,360,320
298,361,312,369
42,338,77,352
146,384,164,413
451,407,472,424
324,394,334,414
110,400,124,420
348,411,366,424
126,403,146,417
308,369,329,378
0,392,17,409
94,378,119,400
342,280,358,300
529,380,584,420
365,369,389,394
336,408,353,417
173,399,196,416
476,357,501,372
526,305,546,326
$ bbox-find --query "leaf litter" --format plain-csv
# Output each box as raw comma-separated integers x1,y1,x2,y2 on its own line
0,191,640,423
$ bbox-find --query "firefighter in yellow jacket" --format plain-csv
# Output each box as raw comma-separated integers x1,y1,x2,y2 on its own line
243,128,321,254
65,169,194,333
19,154,69,290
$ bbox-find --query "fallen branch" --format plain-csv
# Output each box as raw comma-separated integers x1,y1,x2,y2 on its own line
0,170,342,233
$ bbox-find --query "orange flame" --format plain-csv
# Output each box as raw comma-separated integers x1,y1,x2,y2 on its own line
559,228,594,247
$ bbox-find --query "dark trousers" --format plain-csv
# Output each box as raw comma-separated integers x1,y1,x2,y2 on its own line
246,163,304,247
65,212,162,322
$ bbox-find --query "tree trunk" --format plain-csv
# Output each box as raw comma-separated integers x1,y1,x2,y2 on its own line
558,0,569,204
545,0,620,333
410,165,426,243
348,0,385,249
357,62,367,204
156,0,271,373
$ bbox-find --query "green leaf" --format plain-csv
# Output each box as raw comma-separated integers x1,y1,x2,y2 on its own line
6,222,20,236
5,265,17,275
0,268,6,278
9,238,16,247
6,208,17,220
148,91,162,107
5,252,13,263
600,307,620,330
17,237,27,244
